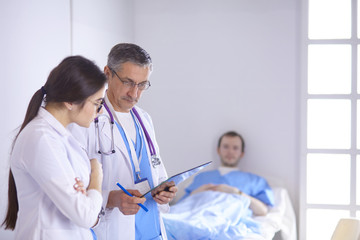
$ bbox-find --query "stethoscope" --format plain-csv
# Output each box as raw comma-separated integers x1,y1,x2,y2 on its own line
94,101,161,168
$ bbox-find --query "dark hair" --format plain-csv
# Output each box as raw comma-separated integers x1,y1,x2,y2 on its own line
2,55,106,230
107,43,153,72
217,131,245,152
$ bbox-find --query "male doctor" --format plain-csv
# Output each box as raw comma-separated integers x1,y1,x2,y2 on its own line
69,43,177,240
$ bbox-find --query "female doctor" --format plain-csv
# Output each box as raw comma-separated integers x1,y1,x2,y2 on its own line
2,56,107,240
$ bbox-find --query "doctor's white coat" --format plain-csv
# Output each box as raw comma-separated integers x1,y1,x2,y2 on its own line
10,108,103,240
68,97,169,240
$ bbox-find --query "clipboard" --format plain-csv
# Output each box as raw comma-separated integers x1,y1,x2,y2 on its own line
141,161,212,197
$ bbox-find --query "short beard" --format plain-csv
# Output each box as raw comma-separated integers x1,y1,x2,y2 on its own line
220,158,240,168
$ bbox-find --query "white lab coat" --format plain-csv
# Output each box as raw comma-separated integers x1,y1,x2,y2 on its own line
10,107,103,240
68,95,169,240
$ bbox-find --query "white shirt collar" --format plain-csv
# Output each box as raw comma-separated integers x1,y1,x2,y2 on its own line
218,166,240,176
38,107,71,137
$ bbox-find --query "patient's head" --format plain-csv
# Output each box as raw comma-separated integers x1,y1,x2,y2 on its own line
217,131,245,167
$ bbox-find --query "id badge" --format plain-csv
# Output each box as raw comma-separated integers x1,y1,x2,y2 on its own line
134,178,151,196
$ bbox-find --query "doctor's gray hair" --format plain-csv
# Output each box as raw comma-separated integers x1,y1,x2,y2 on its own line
2,55,106,231
107,43,153,73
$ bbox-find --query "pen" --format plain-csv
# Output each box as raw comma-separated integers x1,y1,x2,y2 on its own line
116,182,148,212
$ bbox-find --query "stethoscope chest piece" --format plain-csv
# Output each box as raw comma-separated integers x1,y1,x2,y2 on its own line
151,155,161,168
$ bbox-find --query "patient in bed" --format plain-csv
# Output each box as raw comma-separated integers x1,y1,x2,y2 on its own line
183,131,274,215
163,131,275,240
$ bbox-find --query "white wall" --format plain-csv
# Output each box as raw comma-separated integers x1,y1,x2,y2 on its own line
0,0,132,238
0,1,71,238
71,0,134,68
0,0,300,238
133,0,300,213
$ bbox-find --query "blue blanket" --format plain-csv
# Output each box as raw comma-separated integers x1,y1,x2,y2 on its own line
163,191,260,240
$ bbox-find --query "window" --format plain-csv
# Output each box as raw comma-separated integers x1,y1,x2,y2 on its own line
301,0,359,239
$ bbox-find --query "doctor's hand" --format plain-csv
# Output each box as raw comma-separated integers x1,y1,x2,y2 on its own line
153,186,178,205
107,189,146,215
73,177,86,195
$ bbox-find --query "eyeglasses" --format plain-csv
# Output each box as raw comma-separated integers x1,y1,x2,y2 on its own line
89,98,104,113
110,69,151,90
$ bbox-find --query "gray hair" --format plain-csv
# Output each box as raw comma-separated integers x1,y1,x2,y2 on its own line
107,43,153,73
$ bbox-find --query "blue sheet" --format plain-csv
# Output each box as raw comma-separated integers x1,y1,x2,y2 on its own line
163,191,260,240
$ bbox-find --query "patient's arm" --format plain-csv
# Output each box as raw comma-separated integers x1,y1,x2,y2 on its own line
212,184,269,216
191,184,269,216
190,184,216,195
243,193,269,216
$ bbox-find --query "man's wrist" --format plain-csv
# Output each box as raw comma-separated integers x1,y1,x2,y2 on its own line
106,190,117,209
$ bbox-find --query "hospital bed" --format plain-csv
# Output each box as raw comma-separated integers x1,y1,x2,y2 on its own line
162,186,297,240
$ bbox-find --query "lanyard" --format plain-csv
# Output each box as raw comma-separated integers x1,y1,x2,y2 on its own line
111,108,148,181
131,111,144,162
114,121,142,181
106,100,142,179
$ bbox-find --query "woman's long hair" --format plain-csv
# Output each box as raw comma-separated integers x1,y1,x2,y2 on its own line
2,56,106,230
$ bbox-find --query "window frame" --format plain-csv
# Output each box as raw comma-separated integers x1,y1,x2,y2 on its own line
300,0,360,239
